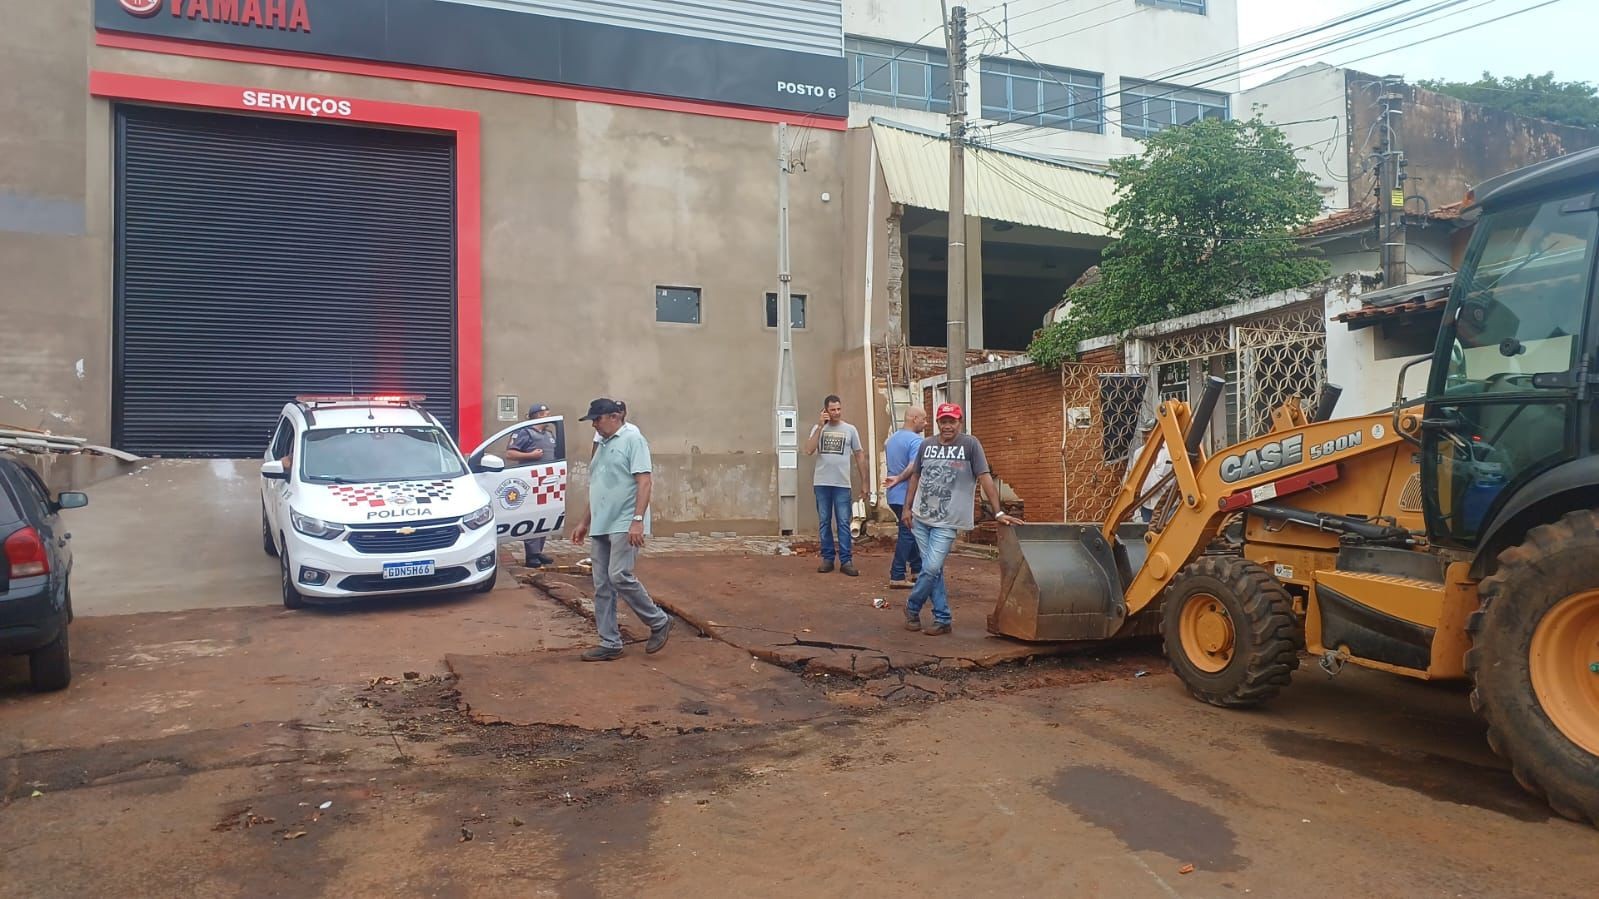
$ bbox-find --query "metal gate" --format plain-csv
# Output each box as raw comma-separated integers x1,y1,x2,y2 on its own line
1060,362,1155,523
114,105,458,456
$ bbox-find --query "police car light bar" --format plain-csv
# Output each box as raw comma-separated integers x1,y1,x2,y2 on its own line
295,394,428,405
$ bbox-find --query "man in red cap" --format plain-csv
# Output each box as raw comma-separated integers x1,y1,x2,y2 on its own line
883,403,1013,635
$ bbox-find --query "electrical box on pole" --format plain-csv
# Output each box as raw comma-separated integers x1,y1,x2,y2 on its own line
774,122,799,535
1378,77,1407,287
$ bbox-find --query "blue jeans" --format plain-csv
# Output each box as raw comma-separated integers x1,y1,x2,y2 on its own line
889,503,922,580
814,486,853,564
905,521,957,626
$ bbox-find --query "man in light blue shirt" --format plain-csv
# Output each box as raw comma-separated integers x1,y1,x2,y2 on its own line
882,406,927,589
571,397,671,661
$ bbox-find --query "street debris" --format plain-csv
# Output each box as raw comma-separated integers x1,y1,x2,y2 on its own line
872,597,887,608
511,816,525,827
30,789,43,798
0,423,142,462
459,827,474,843
319,801,333,810
403,671,420,680
1135,670,1150,678
1179,864,1196,875
282,831,308,841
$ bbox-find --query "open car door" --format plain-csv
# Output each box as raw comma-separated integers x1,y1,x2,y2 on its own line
467,416,568,544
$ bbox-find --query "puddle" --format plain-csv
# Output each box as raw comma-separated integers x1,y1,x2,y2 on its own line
1263,729,1547,822
1046,765,1246,871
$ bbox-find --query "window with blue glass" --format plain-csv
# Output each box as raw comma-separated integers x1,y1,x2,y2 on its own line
845,36,950,113
1139,0,1207,13
1119,80,1228,139
979,58,1103,133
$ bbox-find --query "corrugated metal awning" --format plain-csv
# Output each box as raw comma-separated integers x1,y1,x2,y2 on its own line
871,121,1115,238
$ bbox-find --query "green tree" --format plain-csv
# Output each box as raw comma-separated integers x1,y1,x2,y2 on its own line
1027,117,1328,368
1418,72,1599,130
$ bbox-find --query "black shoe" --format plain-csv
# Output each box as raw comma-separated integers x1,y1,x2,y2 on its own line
840,563,859,577
817,560,835,573
535,553,556,566
923,623,951,636
581,646,624,662
524,557,544,569
646,619,672,654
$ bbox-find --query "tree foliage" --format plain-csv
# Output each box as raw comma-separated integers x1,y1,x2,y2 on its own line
1418,71,1599,130
1027,117,1328,368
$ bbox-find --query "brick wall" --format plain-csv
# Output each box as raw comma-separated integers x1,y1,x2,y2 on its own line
971,363,1065,521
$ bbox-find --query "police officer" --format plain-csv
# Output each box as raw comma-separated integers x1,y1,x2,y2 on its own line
507,402,557,567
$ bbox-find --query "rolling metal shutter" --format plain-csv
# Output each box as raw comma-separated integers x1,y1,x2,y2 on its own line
114,105,457,457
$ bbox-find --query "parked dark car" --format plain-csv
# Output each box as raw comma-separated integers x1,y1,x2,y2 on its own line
0,457,86,691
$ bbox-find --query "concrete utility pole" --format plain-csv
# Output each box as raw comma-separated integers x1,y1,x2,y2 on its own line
943,3,969,422
774,122,799,535
1377,77,1407,287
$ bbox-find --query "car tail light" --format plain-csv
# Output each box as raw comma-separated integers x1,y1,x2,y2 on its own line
4,527,49,578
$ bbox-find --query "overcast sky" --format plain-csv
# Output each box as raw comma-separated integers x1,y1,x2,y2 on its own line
1236,0,1599,88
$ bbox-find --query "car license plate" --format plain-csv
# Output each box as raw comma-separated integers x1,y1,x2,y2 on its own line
383,560,436,580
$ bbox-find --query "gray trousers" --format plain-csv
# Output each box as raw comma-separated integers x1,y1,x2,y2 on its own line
590,533,669,649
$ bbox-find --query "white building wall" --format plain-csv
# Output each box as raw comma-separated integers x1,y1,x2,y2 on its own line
1241,64,1352,212
1324,281,1432,420
846,0,1240,168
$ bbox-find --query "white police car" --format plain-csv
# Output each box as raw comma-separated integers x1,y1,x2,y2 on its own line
259,395,568,608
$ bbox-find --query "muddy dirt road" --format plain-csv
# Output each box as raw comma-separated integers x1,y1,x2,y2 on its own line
1,550,1595,897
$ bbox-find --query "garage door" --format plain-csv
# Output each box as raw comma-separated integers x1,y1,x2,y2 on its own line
114,105,457,457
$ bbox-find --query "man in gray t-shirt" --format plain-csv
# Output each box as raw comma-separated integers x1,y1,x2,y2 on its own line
887,402,1015,634
803,394,869,576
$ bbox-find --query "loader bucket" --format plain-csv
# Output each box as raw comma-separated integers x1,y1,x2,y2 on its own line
988,522,1147,642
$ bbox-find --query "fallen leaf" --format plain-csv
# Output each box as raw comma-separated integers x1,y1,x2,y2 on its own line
29,789,43,798
1179,864,1195,875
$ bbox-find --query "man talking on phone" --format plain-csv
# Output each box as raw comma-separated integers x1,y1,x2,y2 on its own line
803,394,869,577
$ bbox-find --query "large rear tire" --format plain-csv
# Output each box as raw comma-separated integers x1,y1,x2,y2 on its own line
1161,557,1300,708
1470,509,1599,827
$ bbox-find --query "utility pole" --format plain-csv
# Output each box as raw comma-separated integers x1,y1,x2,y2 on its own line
1377,76,1407,287
773,122,799,535
943,3,969,423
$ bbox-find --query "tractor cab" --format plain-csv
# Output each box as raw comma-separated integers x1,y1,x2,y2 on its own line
1421,148,1599,558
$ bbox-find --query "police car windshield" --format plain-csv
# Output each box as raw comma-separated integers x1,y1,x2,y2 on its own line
301,426,466,484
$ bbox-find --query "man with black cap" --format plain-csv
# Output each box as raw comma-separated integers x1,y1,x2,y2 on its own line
571,397,671,661
506,403,557,567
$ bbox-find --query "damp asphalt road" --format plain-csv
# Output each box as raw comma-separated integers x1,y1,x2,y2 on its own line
2,560,1596,897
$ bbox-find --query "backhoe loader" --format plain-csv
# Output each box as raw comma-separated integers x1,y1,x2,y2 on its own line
992,147,1599,825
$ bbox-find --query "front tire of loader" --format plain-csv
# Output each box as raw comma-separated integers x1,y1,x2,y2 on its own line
1161,557,1300,708
1470,509,1599,827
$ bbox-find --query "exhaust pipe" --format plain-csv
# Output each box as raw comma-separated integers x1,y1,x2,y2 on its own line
1183,376,1226,462
1312,384,1344,422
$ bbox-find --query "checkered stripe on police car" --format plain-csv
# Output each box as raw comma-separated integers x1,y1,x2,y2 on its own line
526,465,565,505
328,481,457,508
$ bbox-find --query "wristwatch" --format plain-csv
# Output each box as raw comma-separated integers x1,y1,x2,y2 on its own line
632,515,645,522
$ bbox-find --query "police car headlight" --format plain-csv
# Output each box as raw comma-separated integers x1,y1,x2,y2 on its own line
463,504,494,530
290,509,345,540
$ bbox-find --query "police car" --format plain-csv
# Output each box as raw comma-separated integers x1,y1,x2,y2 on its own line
259,395,568,608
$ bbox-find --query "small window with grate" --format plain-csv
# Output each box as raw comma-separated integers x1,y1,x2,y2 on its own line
764,292,807,329
655,286,702,325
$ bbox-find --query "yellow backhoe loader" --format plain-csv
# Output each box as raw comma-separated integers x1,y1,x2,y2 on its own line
992,147,1599,825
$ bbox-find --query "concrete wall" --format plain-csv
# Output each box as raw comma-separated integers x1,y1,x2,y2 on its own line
0,12,854,533
1324,281,1434,422
0,3,99,437
1319,225,1458,279
1348,73,1599,212
846,0,1240,167
1241,63,1351,212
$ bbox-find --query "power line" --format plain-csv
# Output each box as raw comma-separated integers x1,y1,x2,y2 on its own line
983,0,1488,142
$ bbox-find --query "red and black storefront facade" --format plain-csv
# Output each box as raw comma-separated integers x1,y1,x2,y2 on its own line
88,0,848,457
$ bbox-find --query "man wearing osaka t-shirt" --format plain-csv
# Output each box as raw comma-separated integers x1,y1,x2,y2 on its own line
884,403,1013,635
